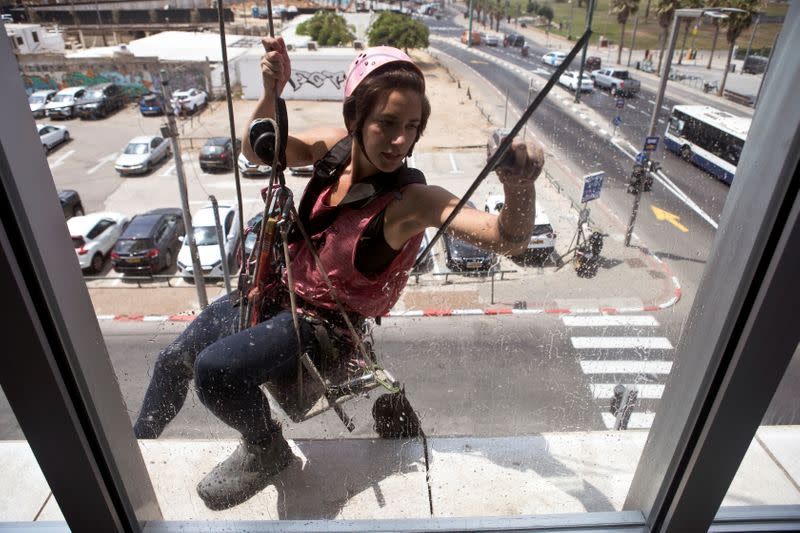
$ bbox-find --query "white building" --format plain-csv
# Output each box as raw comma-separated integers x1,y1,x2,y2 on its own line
6,24,65,54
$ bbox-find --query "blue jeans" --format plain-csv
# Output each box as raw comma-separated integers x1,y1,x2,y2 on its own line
133,293,316,443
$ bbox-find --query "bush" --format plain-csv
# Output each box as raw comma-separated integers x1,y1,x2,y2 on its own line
367,12,429,49
295,11,355,46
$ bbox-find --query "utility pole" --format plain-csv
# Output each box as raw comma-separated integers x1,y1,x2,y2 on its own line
574,0,596,104
743,14,760,69
468,0,475,47
627,13,639,67
159,70,208,308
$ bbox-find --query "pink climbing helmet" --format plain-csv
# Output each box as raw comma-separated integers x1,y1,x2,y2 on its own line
343,46,423,99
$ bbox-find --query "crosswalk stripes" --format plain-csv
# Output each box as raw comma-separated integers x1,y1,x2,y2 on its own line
562,314,675,430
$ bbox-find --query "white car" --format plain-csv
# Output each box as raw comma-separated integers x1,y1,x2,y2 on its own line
171,88,208,115
29,89,57,118
67,212,129,273
38,123,70,151
114,135,171,175
559,71,594,92
484,194,557,257
237,152,271,177
177,202,241,279
542,51,567,67
45,86,87,119
480,32,499,46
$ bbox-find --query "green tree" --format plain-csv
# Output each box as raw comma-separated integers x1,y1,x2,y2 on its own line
296,11,356,46
610,0,640,65
655,0,679,76
526,0,540,14
539,4,554,24
367,12,429,49
718,0,759,95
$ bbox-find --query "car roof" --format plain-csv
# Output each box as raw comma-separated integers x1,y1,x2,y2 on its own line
193,203,236,225
32,89,57,96
127,135,158,144
121,214,162,238
145,207,182,217
56,86,86,95
67,212,124,235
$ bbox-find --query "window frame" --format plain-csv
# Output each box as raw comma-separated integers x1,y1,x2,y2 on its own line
1,11,800,533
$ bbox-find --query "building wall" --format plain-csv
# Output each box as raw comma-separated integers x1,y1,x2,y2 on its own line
17,54,212,98
240,52,354,100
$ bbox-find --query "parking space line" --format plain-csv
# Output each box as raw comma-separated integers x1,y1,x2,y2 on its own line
448,153,462,174
160,164,176,177
88,152,118,174
49,149,75,169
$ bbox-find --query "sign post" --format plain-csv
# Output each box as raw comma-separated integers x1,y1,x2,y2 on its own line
559,171,606,268
625,136,659,246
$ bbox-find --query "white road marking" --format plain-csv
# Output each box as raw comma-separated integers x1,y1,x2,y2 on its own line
601,412,656,429
571,337,674,349
599,129,609,136
448,153,462,173
580,360,673,374
591,383,665,399
160,164,176,176
628,104,637,110
88,152,118,174
611,138,719,229
639,110,649,116
563,315,659,327
49,149,75,169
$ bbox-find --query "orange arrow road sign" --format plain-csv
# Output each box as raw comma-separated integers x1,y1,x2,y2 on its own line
651,206,689,232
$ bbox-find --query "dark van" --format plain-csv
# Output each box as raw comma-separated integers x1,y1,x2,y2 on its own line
111,208,185,274
76,83,126,119
742,55,768,75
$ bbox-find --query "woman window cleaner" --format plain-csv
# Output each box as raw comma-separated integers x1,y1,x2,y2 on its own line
133,37,544,511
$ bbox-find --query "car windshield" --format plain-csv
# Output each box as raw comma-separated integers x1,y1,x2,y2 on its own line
143,94,160,102
124,143,150,155
203,146,225,154
29,95,45,104
114,239,153,253
53,95,73,103
532,224,553,236
193,226,219,246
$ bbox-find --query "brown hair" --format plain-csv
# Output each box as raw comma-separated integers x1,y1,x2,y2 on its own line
342,62,431,157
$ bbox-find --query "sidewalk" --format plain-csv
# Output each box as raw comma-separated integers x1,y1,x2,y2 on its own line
2,427,798,521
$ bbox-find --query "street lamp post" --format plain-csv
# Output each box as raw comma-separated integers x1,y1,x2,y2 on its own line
574,0,596,104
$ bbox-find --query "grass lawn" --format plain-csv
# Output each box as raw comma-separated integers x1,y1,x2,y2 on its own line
480,0,786,53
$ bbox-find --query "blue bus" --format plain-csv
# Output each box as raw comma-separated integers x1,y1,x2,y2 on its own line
664,105,751,185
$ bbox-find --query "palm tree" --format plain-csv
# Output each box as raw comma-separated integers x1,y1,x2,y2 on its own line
704,0,724,69
717,0,759,96
610,0,640,65
655,0,679,76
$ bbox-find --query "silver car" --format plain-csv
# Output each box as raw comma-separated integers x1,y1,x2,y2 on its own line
38,123,70,151
114,135,171,175
29,90,57,118
44,86,87,119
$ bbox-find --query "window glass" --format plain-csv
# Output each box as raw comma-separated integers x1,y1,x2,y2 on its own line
0,386,63,522
18,1,793,527
720,347,800,508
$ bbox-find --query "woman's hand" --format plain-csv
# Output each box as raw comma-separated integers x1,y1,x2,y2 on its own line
260,36,291,96
495,140,545,190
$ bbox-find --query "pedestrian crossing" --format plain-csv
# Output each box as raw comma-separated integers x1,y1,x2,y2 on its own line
563,313,675,430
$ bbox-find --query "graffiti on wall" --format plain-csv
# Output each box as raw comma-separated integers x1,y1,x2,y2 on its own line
289,70,346,92
21,63,209,98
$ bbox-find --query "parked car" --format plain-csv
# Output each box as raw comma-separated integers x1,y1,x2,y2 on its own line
67,212,129,273
37,123,70,151
1,13,13,23
171,88,208,115
503,33,525,47
559,71,594,92
114,135,171,175
238,152,271,177
111,208,184,275
289,164,314,177
58,189,84,219
29,89,57,118
542,51,567,67
242,212,263,259
412,231,434,273
486,127,512,165
742,55,768,74
443,232,495,273
484,194,557,259
591,68,641,96
460,30,480,45
177,201,241,279
585,56,602,71
480,32,499,47
75,83,126,119
138,91,166,116
45,86,87,119
200,137,240,172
